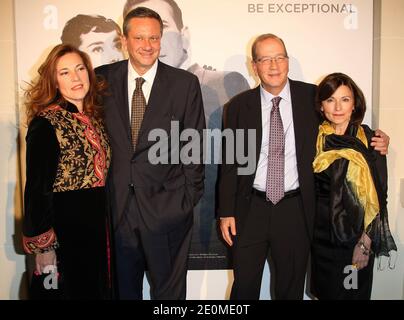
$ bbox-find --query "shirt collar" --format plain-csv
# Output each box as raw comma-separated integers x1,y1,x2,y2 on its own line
128,59,158,84
260,79,291,107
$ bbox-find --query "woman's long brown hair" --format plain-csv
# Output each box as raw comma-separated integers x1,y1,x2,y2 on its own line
25,44,107,124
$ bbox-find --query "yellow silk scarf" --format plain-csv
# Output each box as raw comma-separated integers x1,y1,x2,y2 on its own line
313,121,379,231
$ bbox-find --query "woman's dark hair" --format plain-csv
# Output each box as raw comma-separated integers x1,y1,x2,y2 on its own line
316,72,366,126
61,14,122,48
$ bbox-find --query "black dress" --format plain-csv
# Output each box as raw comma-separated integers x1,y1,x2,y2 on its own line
23,102,112,299
311,124,395,300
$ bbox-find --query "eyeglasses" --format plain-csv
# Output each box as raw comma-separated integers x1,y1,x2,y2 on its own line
255,55,288,65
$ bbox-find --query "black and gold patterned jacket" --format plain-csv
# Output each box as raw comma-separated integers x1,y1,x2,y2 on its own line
23,102,111,254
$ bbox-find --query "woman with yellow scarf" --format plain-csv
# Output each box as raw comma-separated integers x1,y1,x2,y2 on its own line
310,73,396,300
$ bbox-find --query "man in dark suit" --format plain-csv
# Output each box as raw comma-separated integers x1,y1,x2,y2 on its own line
218,33,389,300
123,0,250,269
95,7,205,300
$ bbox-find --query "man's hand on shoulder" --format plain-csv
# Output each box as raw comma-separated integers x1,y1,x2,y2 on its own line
371,129,390,155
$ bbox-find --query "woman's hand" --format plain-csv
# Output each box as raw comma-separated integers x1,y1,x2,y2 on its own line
352,233,372,270
35,250,57,275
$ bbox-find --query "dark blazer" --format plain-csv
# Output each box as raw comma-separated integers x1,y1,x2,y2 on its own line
217,79,319,238
96,60,205,234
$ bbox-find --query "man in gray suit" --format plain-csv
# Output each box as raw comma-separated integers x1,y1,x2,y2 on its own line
123,0,250,269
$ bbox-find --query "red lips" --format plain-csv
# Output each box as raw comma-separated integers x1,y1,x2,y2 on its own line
71,84,83,90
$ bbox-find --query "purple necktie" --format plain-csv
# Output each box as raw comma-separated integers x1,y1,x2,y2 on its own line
266,96,284,204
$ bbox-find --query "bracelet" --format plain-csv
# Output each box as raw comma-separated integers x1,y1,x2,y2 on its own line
32,240,59,254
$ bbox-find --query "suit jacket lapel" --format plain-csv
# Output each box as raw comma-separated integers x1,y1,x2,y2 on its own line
111,61,130,139
138,61,166,139
133,61,169,156
246,86,262,170
289,79,306,159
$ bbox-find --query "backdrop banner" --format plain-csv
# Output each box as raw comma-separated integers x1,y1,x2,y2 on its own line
15,0,373,270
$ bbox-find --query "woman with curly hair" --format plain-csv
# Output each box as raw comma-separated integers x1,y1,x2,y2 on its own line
23,44,112,299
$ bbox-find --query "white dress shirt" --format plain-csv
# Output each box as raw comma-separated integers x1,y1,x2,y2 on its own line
127,59,158,118
253,80,300,192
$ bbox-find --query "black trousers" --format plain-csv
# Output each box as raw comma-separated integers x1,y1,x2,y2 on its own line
230,190,310,300
114,195,192,300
